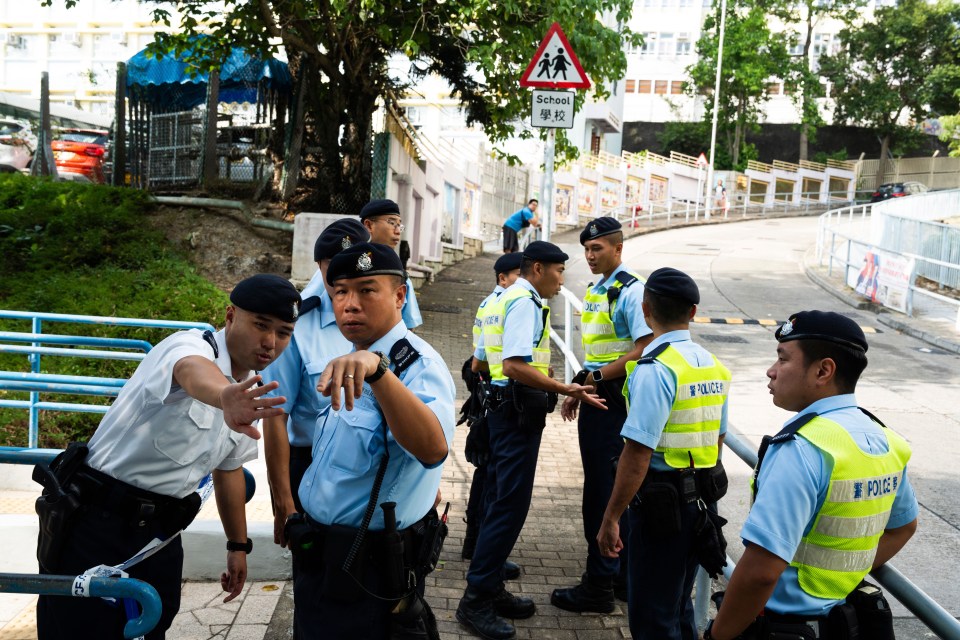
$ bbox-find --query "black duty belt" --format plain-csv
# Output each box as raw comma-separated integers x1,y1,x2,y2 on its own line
70,465,195,527
303,512,427,565
290,445,313,460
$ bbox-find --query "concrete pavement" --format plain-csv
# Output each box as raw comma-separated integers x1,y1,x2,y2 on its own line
2,210,957,639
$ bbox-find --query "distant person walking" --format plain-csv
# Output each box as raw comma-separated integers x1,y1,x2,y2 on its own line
552,48,571,80
502,199,540,254
715,179,729,216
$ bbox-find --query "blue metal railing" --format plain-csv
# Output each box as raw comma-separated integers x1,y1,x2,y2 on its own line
0,310,213,447
0,573,161,639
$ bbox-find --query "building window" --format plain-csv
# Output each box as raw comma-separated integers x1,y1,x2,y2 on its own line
766,82,781,95
638,80,652,93
677,33,692,56
641,32,657,55
626,79,637,93
670,80,684,94
680,0,694,7
659,32,675,56
654,80,668,95
788,41,804,56
813,33,832,57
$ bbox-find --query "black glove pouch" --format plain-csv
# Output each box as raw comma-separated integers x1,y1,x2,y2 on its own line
464,414,490,467
694,507,728,579
698,462,729,503
511,384,551,431
845,580,892,640
638,482,681,538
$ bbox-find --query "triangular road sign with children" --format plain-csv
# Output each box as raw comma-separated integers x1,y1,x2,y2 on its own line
520,23,591,90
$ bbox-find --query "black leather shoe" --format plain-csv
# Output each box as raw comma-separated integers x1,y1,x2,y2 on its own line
457,588,516,640
492,587,536,619
550,575,615,613
501,560,521,580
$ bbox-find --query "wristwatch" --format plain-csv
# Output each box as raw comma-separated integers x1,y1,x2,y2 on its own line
591,369,604,383
365,350,391,383
572,369,588,385
226,538,253,554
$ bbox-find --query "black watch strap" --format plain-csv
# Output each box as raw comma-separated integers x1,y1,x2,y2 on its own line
365,350,390,383
226,538,253,554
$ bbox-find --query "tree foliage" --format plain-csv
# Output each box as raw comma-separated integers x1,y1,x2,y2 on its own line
686,2,788,169
819,0,960,180
90,0,639,212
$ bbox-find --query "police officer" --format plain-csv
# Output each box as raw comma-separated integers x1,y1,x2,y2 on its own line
462,251,523,561
360,199,423,329
36,274,301,640
705,311,919,640
457,241,605,640
553,216,653,613
597,267,731,640
291,242,455,639
262,219,369,547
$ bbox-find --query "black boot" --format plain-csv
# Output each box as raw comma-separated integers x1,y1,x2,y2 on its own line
492,587,536,619
501,560,521,581
550,573,615,613
457,587,516,640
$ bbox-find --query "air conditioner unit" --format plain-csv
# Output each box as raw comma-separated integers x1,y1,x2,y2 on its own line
110,30,127,46
5,33,25,49
63,30,81,46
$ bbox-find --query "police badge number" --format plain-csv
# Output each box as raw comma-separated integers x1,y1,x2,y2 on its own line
357,252,373,271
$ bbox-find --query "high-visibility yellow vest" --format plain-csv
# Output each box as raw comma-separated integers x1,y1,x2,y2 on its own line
785,416,911,599
581,270,644,364
483,286,551,382
623,343,731,468
473,290,501,349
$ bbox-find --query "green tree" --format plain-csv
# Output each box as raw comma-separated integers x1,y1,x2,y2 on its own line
940,90,960,157
819,0,960,184
687,2,789,169
58,0,638,212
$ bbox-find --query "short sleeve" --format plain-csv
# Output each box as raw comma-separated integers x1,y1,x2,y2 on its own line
396,354,456,469
886,467,919,529
620,362,675,449
143,332,214,403
216,433,259,471
501,296,539,361
402,278,423,329
615,282,652,340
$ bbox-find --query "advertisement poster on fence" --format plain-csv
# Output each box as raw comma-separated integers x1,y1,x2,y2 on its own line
852,248,915,313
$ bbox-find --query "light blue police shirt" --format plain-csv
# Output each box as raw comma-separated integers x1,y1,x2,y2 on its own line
299,320,456,529
474,278,544,388
503,207,534,232
473,286,504,349
402,276,423,329
621,330,729,472
261,271,352,448
742,394,919,617
582,263,652,372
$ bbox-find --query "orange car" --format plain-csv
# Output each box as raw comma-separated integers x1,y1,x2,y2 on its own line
52,129,108,184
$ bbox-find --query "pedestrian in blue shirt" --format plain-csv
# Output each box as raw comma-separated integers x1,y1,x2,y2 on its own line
705,311,918,640
501,199,540,253
598,267,731,640
288,242,455,639
360,199,423,328
457,241,605,640
261,218,369,548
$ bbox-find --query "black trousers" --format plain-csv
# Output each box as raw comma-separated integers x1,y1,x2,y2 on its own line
466,405,543,592
464,465,488,531
578,378,630,581
37,505,183,640
627,499,704,640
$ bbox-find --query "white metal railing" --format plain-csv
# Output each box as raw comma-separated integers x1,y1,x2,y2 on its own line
549,286,584,383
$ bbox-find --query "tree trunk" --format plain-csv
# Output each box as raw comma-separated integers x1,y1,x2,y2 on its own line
799,122,809,162
798,3,814,162
876,134,891,189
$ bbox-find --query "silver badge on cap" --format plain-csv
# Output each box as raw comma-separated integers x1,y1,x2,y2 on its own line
590,224,598,236
291,303,299,320
341,235,352,250
357,252,373,271
779,321,793,336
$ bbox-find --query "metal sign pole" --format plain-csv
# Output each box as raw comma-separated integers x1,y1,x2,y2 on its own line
542,127,556,242
706,0,728,221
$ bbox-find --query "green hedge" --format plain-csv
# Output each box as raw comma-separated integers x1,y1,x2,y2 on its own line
0,174,230,448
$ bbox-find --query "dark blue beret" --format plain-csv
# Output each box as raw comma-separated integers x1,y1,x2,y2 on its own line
326,242,406,285
359,199,401,220
494,252,523,275
230,274,302,323
775,310,868,353
580,216,622,245
523,241,569,264
645,267,700,305
314,218,370,262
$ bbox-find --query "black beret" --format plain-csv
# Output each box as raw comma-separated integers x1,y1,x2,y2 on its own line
230,274,302,323
645,267,700,305
580,216,622,245
314,218,370,262
775,310,868,353
326,242,406,285
359,199,401,220
494,252,523,275
523,241,569,264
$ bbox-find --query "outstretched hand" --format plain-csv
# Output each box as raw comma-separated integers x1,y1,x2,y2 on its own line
316,351,382,411
220,376,285,439
564,383,606,411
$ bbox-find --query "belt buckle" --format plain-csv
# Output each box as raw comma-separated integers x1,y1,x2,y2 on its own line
806,620,821,638
136,501,157,527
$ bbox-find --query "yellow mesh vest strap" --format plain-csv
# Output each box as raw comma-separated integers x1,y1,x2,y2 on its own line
789,416,912,599
581,271,643,364
484,287,550,381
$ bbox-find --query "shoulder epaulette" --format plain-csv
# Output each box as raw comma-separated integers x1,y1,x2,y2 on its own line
615,271,640,288
202,329,219,359
858,406,889,429
389,338,422,377
752,412,818,496
299,296,322,316
636,342,670,365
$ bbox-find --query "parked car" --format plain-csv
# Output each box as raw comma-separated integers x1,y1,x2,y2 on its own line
0,119,37,171
870,181,928,203
51,128,108,184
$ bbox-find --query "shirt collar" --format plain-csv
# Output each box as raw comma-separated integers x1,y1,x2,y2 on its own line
301,269,326,298
364,320,408,355
493,285,505,295
794,394,858,421
594,262,627,291
318,290,338,328
642,329,691,355
514,277,542,304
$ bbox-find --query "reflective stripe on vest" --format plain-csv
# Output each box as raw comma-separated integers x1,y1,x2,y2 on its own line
483,287,551,382
623,344,730,468
788,417,911,599
581,271,644,364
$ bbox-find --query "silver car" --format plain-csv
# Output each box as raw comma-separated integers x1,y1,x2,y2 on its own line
0,119,37,171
